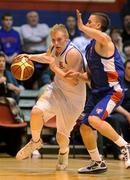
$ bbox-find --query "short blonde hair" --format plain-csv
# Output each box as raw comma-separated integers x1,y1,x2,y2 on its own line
50,24,69,39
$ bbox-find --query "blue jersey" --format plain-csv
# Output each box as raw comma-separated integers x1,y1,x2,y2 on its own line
85,40,124,94
0,28,21,56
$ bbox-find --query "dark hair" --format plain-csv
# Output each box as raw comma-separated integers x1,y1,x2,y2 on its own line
109,27,122,37
123,41,130,52
1,13,13,20
124,59,130,68
0,52,6,58
91,12,111,32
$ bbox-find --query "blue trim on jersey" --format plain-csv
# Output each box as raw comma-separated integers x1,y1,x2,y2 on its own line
60,40,71,56
63,41,86,73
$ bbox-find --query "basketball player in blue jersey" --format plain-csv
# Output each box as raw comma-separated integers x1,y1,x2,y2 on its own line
15,24,86,170
65,10,130,173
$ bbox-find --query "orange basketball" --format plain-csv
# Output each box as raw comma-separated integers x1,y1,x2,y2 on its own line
11,56,34,81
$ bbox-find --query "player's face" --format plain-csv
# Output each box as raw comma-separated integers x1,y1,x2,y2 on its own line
86,15,101,30
0,56,6,71
51,30,69,54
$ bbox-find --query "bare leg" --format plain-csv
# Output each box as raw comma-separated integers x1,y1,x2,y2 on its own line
88,116,125,143
80,124,96,149
30,107,44,142
56,132,70,170
80,124,101,161
56,132,69,153
16,107,44,160
78,123,107,173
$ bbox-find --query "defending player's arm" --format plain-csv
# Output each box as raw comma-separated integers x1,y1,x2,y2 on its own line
45,49,84,86
64,66,90,87
76,10,110,45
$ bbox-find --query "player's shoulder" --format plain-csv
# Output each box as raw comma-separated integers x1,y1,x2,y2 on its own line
67,46,82,57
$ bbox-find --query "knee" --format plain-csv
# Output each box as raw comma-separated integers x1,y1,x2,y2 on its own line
56,132,61,142
88,116,99,129
80,124,92,136
31,107,43,117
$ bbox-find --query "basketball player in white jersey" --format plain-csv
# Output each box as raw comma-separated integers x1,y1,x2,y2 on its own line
16,24,86,170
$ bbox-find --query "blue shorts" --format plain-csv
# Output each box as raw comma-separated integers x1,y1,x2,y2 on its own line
81,89,124,127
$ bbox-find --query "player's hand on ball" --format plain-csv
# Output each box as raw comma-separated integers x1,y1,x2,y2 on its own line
14,54,30,61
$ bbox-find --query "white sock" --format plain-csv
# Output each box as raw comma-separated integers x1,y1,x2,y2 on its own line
31,130,41,142
114,136,127,147
88,147,102,161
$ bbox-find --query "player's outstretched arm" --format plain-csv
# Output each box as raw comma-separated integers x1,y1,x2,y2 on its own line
76,9,110,45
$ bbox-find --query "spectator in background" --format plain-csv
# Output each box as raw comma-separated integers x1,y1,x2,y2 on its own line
121,0,130,20
0,52,26,156
66,16,81,41
0,13,21,68
20,11,51,89
121,13,130,43
110,27,126,62
72,33,91,56
0,52,23,122
20,11,49,53
123,41,130,60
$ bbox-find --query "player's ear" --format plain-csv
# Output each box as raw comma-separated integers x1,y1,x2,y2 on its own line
96,22,101,30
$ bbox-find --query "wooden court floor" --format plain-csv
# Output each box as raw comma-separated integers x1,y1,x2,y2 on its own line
0,156,130,180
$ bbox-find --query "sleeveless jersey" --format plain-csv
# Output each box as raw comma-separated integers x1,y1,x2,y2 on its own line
85,39,124,94
51,40,86,99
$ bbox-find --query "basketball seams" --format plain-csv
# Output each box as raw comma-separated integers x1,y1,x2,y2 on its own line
11,56,34,80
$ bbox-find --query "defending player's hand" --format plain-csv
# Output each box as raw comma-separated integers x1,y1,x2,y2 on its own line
64,70,80,79
76,9,84,31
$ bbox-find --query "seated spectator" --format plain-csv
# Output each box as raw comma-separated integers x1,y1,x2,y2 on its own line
66,16,81,41
0,52,23,121
121,0,130,21
121,13,130,43
20,11,49,53
72,33,91,56
20,11,51,89
110,27,126,62
123,41,130,60
0,13,22,68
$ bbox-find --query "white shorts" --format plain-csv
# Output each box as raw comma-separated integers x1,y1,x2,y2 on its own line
34,83,85,137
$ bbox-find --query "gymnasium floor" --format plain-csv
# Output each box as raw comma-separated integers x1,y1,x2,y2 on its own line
0,155,130,180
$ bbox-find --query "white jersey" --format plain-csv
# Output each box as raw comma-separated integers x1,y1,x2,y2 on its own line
35,41,86,137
